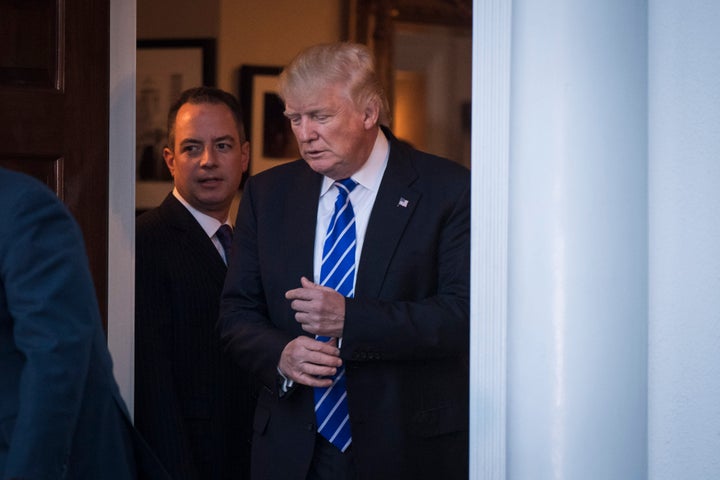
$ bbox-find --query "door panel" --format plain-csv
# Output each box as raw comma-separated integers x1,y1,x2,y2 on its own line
0,0,110,326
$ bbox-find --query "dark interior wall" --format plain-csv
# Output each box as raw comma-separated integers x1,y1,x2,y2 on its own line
137,0,219,38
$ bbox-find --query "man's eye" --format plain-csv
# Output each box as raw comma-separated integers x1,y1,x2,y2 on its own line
182,145,200,153
216,143,231,151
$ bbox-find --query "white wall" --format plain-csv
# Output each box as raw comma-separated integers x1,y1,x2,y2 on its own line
648,0,720,478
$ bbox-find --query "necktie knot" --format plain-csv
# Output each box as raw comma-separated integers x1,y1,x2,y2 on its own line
334,178,357,199
321,180,358,297
216,224,233,262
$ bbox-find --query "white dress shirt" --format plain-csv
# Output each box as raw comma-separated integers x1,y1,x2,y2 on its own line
312,129,389,285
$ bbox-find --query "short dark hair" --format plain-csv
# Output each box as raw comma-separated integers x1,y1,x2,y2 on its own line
166,86,247,150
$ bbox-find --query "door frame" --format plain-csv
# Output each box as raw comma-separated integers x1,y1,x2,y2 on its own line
108,6,509,480
107,0,137,416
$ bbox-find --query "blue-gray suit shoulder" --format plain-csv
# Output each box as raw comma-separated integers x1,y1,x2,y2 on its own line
0,167,170,480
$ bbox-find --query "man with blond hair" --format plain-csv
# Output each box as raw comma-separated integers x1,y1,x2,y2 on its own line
220,43,469,480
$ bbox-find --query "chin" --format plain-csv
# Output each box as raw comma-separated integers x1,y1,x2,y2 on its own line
197,193,229,207
305,159,338,177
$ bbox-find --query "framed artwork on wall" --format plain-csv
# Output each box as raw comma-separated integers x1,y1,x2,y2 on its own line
135,38,216,212
238,65,299,178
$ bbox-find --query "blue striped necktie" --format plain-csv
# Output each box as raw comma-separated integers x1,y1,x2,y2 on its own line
315,177,357,452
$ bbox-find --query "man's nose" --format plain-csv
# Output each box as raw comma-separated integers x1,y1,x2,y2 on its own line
200,147,217,167
294,119,316,143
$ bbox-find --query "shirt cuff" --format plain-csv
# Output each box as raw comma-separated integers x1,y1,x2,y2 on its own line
277,367,294,395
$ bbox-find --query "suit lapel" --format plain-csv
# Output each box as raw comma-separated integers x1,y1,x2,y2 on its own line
281,165,323,280
267,148,418,298
159,194,228,278
357,138,420,298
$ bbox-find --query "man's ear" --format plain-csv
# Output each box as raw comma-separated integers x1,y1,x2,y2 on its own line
362,99,380,129
163,147,176,177
240,141,250,173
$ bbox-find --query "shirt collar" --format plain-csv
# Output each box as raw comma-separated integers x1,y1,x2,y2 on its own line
321,129,390,197
172,188,229,237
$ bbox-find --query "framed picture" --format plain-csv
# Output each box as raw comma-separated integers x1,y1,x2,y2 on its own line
136,38,216,211
239,65,299,177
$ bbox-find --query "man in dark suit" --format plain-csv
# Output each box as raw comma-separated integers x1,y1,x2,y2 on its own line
135,87,254,479
219,42,469,480
0,167,170,480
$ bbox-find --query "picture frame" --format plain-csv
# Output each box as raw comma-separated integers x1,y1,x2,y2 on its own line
239,65,299,177
135,38,216,212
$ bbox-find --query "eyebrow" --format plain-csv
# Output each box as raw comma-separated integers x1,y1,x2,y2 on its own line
211,134,237,143
284,108,326,117
179,135,236,145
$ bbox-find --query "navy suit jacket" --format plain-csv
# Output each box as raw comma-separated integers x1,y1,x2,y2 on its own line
219,128,470,480
135,194,254,480
0,168,169,480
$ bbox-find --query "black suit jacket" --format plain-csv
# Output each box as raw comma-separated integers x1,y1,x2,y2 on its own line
219,128,470,480
135,194,254,480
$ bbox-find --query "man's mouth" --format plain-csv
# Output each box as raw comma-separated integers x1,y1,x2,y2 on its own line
304,150,324,158
199,177,222,184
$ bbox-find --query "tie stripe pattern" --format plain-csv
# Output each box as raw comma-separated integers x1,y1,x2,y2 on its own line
314,178,357,452
320,179,358,296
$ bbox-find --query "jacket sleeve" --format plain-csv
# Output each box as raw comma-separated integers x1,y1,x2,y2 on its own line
218,176,297,392
1,181,96,479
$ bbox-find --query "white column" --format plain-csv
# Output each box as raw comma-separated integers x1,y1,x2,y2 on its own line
506,1,648,478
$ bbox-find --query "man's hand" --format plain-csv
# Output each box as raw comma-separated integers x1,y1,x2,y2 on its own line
278,336,342,387
285,276,346,337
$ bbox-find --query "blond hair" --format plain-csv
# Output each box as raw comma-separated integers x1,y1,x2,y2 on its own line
277,42,390,126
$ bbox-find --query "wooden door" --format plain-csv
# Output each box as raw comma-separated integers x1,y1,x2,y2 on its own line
0,0,110,325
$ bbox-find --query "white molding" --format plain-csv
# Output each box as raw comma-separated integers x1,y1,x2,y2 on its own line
470,0,511,478
108,0,137,416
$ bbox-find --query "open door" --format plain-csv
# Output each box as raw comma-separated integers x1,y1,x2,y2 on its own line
0,0,110,325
